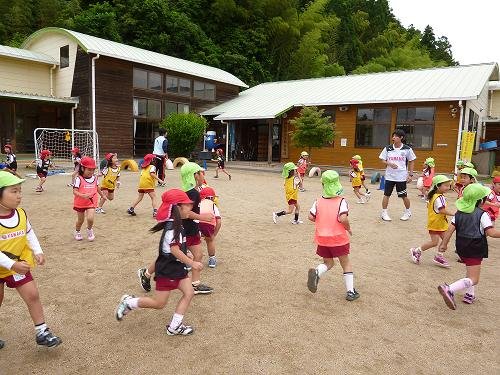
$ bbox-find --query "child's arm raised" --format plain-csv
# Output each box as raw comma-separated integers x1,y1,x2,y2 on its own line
170,244,203,270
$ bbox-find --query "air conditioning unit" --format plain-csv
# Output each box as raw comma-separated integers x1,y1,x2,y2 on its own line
338,106,349,112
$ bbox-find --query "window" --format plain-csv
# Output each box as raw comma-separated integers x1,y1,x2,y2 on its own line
467,109,479,132
133,69,147,89
396,106,435,149
133,98,161,119
60,45,69,68
355,108,391,147
148,72,162,91
164,101,190,117
133,69,162,91
179,79,191,96
166,76,179,93
193,81,216,101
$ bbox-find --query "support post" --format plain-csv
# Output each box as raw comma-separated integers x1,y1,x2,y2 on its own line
268,119,273,164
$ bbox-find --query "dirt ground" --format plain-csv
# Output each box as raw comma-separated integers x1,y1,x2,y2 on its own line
0,166,499,375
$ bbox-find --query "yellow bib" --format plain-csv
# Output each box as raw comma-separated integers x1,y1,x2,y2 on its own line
101,166,121,189
427,193,449,231
0,208,35,278
138,166,155,189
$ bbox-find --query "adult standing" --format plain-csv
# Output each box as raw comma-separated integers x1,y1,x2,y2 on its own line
379,129,416,222
153,129,168,185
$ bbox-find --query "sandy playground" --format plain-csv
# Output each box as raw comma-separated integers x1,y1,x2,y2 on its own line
0,166,499,374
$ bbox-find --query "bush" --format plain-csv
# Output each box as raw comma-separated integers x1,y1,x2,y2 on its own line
160,113,207,158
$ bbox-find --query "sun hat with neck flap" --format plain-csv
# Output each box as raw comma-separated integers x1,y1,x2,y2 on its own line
180,162,204,191
156,188,194,222
459,167,478,178
0,171,25,188
321,170,343,198
456,184,491,213
430,174,452,190
281,162,297,178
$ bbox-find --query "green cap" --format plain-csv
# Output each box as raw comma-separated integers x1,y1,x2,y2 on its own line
456,160,464,167
424,157,435,167
0,171,25,188
459,167,478,179
431,174,452,190
352,155,362,161
180,162,204,191
463,161,475,168
282,162,297,178
456,184,491,213
321,170,343,197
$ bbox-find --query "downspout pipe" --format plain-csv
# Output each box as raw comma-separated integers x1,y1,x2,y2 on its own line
71,103,78,152
221,120,229,162
50,64,56,96
454,100,465,174
91,54,100,161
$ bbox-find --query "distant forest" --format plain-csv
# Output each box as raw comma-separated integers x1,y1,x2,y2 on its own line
0,0,456,86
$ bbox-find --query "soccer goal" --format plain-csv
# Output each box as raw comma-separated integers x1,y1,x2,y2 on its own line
33,128,99,167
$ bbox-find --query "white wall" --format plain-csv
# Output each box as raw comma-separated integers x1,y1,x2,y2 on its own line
489,90,500,118
466,83,489,149
0,56,51,96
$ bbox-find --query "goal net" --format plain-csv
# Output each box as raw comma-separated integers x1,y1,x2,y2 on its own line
33,128,99,168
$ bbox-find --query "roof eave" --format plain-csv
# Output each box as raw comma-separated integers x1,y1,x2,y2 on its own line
0,91,79,104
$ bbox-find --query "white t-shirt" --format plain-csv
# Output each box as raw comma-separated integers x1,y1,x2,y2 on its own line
451,212,493,235
379,144,417,182
153,135,167,156
432,195,446,213
73,175,97,187
310,198,349,217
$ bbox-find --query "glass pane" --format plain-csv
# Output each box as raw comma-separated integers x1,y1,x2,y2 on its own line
415,107,434,122
194,81,205,98
179,79,191,96
397,124,434,148
133,69,147,89
147,99,161,118
205,83,215,101
60,45,69,68
137,98,147,117
148,72,162,91
179,104,189,113
374,108,391,122
164,102,178,116
355,124,390,147
166,76,178,93
396,108,409,122
357,108,374,121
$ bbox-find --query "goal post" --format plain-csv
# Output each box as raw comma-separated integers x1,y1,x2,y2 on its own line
33,128,99,167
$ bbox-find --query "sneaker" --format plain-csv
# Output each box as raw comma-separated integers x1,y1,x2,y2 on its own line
400,211,412,221
35,186,43,192
87,228,95,241
437,284,456,310
166,323,194,336
0,339,5,349
462,293,476,304
36,329,62,347
153,209,158,218
433,255,450,268
381,211,392,221
364,193,371,202
137,268,151,292
127,208,136,216
272,212,278,224
192,283,213,295
95,207,105,214
115,294,134,321
74,231,83,241
213,175,219,178
208,256,217,268
366,190,371,195
307,268,319,293
299,188,305,192
409,247,421,264
291,219,304,224
346,289,360,301
356,199,365,204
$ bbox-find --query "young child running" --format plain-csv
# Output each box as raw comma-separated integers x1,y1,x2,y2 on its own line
96,153,121,214
73,156,106,241
306,170,360,301
115,189,201,335
297,151,310,192
419,157,435,200
0,171,62,348
410,175,455,267
127,154,165,218
437,184,500,309
34,149,52,192
199,187,221,268
456,167,477,198
214,149,231,180
273,162,302,224
2,144,19,177
68,147,82,187
482,176,500,224
349,158,370,204
352,155,370,194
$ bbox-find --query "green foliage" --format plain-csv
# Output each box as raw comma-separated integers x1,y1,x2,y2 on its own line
290,107,335,154
160,113,207,158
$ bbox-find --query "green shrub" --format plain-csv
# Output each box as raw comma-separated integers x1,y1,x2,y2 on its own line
160,113,207,158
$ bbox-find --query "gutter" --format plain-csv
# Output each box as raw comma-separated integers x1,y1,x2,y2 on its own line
71,103,78,152
50,64,56,96
91,54,100,161
454,100,465,173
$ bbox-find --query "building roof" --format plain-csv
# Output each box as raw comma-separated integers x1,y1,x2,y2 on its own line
0,90,78,104
203,63,499,120
0,44,58,65
489,81,500,90
22,28,248,88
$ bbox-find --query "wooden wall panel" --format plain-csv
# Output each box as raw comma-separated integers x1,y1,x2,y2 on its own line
71,48,91,131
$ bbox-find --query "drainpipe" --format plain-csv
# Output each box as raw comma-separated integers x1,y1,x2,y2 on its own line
71,103,78,152
221,120,229,162
454,100,465,174
91,54,100,161
50,64,56,96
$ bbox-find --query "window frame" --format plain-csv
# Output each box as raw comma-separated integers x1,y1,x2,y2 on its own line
355,107,392,148
163,100,190,117
193,81,216,101
395,106,436,150
60,45,69,69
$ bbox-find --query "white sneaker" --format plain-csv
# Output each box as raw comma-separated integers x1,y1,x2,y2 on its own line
400,212,412,221
291,219,304,224
381,211,392,221
356,199,365,204
272,212,278,224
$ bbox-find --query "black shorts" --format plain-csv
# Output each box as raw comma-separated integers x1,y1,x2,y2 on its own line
384,180,407,198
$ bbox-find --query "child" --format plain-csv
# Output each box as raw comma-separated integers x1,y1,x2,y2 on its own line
273,162,302,224
0,171,62,348
419,157,435,199
214,149,231,180
482,176,500,223
437,184,500,309
2,144,19,176
297,151,310,192
73,156,106,241
352,155,370,194
115,189,201,335
127,154,165,217
410,175,455,267
456,167,477,198
68,147,82,187
199,187,221,268
96,153,121,214
306,170,360,301
349,158,370,204
453,161,474,196
34,149,52,192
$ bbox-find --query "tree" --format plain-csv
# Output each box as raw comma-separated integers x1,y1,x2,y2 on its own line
160,113,207,158
289,106,335,157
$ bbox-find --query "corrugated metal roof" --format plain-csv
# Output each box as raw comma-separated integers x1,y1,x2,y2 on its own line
0,44,58,65
22,28,248,88
0,90,78,104
204,63,498,120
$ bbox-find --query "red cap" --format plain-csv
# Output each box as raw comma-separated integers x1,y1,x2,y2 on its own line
40,149,51,158
105,153,116,161
200,187,216,199
156,189,194,222
349,158,359,167
142,154,155,167
493,176,500,184
80,156,97,169
71,147,80,154
4,144,12,150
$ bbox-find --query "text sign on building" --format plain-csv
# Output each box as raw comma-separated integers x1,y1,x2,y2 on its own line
460,131,476,162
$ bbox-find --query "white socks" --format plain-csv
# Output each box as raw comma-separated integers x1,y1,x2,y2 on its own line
449,278,473,294
316,264,328,277
169,313,183,329
35,323,47,336
343,272,354,292
127,297,140,310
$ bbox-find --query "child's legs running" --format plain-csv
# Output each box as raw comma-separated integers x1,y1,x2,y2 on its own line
189,244,203,282
131,193,144,208
16,280,45,325
323,258,335,270
146,262,155,276
466,265,481,285
174,277,194,315
107,191,115,201
148,191,157,209
39,176,46,186
75,211,85,231
353,187,362,199
0,283,4,306
338,255,352,273
86,208,95,229
205,236,216,257
222,168,230,177
420,233,442,251
138,290,171,309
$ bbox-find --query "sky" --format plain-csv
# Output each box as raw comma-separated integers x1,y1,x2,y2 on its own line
388,0,499,65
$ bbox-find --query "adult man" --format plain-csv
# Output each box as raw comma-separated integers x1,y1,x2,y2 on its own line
153,129,168,185
379,129,416,221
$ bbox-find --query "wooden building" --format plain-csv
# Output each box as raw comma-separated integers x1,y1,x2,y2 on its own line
204,63,499,173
